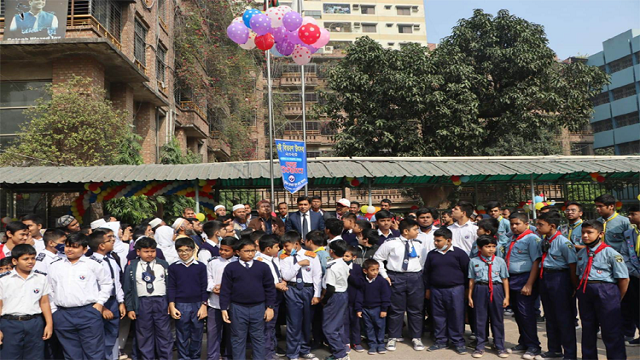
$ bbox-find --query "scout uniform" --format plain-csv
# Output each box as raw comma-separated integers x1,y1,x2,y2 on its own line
620,227,640,343
559,219,584,246
598,212,631,252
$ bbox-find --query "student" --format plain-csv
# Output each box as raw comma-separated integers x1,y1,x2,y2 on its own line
558,202,585,250
440,209,455,227
21,214,46,252
577,220,629,359
341,213,358,246
280,231,322,360
506,212,542,359
321,239,351,360
0,258,13,273
595,194,631,253
251,230,266,258
621,205,640,346
168,237,208,360
305,230,331,275
220,238,277,360
206,236,237,360
449,201,478,255
344,246,364,352
373,218,427,351
34,229,67,274
357,258,391,355
48,233,113,360
199,220,224,263
485,201,512,249
467,235,510,358
325,218,344,245
535,211,578,359
88,230,127,360
354,228,379,266
257,234,288,360
0,221,29,259
473,218,500,258
416,207,439,253
376,210,400,244
124,237,172,360
0,244,53,360
423,227,470,355
353,219,372,244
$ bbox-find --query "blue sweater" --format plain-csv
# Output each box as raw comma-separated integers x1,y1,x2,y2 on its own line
423,247,470,289
219,261,277,310
167,262,208,303
359,275,391,311
347,263,364,306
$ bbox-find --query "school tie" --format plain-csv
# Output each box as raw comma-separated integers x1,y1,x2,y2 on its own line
402,240,410,271
245,262,250,269
273,260,281,281
506,229,533,271
146,263,154,294
539,231,561,279
578,242,610,293
293,255,304,289
302,213,309,241
104,255,116,296
480,255,495,302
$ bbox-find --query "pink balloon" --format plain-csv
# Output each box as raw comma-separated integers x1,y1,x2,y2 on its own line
312,28,330,48
302,16,318,25
292,45,311,65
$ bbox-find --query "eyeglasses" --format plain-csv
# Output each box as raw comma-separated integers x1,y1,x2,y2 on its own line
565,209,579,213
177,249,194,254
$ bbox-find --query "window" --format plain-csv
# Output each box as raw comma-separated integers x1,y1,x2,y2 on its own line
611,83,636,101
156,44,167,83
306,10,322,19
615,111,640,128
361,5,375,14
325,22,352,33
362,24,376,33
323,4,350,14
134,19,148,66
91,0,122,40
618,140,640,155
0,81,50,148
591,119,613,133
397,6,411,15
592,92,610,106
635,52,640,64
608,54,633,73
398,25,413,34
326,41,352,50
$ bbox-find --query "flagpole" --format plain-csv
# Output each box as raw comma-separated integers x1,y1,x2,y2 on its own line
266,1,275,207
298,0,308,196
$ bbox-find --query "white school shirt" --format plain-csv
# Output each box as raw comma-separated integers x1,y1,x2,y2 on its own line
34,249,65,274
0,269,50,315
136,259,167,297
48,256,113,311
417,227,439,254
257,254,282,284
94,254,124,303
323,258,350,292
33,238,46,253
327,235,343,245
372,236,427,279
281,252,323,297
207,257,237,309
449,220,478,255
199,239,220,263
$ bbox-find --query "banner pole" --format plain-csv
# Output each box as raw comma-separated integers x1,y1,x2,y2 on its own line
267,49,276,207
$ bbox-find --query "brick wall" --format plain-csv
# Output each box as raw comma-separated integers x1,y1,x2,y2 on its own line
52,56,105,89
134,102,158,163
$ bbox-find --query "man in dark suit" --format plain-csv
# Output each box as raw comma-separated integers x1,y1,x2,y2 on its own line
248,199,285,236
285,196,325,240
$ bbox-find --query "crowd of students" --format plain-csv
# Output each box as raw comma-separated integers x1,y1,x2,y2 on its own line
0,193,638,360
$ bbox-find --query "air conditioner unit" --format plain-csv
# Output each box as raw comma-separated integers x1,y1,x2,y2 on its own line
352,4,359,9
384,5,391,9
324,46,334,53
413,24,420,29
386,23,393,27
388,42,395,45
354,22,361,27
412,6,418,12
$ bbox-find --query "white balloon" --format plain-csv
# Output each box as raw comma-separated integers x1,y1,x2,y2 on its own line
233,17,242,23
240,32,257,50
266,7,285,28
279,5,292,14
291,45,311,65
302,16,317,26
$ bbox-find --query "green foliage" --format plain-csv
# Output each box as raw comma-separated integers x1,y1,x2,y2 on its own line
105,196,158,225
113,131,144,165
160,138,200,164
320,10,609,157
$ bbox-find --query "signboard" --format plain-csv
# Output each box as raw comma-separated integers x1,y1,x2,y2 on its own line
3,0,68,40
275,139,308,194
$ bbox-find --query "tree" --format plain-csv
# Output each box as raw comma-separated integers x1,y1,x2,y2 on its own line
321,9,609,156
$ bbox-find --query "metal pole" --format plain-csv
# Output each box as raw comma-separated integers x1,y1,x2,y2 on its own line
530,174,537,220
194,180,200,214
267,50,276,207
299,0,308,196
368,180,372,206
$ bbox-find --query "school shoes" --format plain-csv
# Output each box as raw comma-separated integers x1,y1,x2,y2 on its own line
427,343,448,351
412,338,425,351
472,350,484,358
456,346,468,355
300,353,319,360
497,350,509,358
627,337,640,347
352,344,365,352
386,338,397,351
510,344,528,353
537,351,563,358
522,347,541,360
276,347,287,357
368,348,377,355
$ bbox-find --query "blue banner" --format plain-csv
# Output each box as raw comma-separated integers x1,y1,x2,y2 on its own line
275,139,308,194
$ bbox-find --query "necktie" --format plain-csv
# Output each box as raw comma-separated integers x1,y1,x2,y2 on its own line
146,263,154,294
104,255,116,296
273,260,281,281
480,255,495,301
302,213,309,240
578,242,610,293
293,255,303,289
506,229,533,270
540,231,561,278
245,262,250,269
402,240,410,271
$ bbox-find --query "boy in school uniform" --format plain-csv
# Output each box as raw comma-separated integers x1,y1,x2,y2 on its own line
34,229,67,274
357,258,391,355
416,207,439,253
206,236,237,360
304,230,331,275
621,206,640,346
341,213,358,246
375,210,400,244
467,235,510,358
558,202,585,251
354,228,379,266
535,211,578,359
595,194,631,253
168,237,208,360
0,221,29,259
199,220,224,263
372,218,427,352
577,220,629,360
423,227,470,355
124,237,172,360
344,246,364,353
506,212,543,359
486,201,512,249
321,239,351,360
48,233,113,360
0,259,12,273
0,244,53,360
280,230,323,360
449,201,478,255
88,230,127,360
220,238,277,360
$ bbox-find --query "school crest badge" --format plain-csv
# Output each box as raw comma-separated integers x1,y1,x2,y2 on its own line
33,288,40,294
615,255,623,263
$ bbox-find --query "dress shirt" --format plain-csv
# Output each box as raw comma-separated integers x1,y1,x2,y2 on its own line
198,239,219,263
136,259,167,297
299,211,312,235
239,259,254,268
576,244,628,282
48,256,113,310
34,249,65,274
449,220,478,255
372,236,427,279
0,269,50,315
417,227,438,253
33,238,46,253
327,235,343,245
258,255,282,284
323,258,350,292
206,257,237,308
98,254,124,302
280,252,323,297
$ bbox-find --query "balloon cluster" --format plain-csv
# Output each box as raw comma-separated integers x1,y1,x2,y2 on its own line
589,172,606,183
516,193,557,212
227,6,331,65
450,175,470,186
359,205,381,220
346,177,364,187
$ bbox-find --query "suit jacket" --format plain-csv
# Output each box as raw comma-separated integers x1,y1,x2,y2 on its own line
285,211,325,234
248,216,285,236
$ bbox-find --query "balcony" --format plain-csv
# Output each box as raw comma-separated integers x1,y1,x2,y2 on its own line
208,138,231,161
177,102,209,139
282,133,335,145
278,76,318,88
283,104,314,116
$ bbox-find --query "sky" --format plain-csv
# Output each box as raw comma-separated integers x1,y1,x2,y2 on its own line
424,0,640,59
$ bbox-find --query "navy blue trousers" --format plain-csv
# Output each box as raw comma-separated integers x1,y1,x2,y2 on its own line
284,286,313,358
0,316,45,360
44,330,64,360
206,307,232,360
229,302,266,360
53,304,105,360
473,284,506,351
342,303,361,346
136,296,172,360
577,283,626,360
175,302,205,360
387,271,424,339
622,276,640,338
431,285,466,347
362,307,386,352
509,273,540,349
265,296,281,360
539,270,577,358
323,292,348,359
103,297,120,360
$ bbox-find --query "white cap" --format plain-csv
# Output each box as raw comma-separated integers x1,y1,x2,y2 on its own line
232,204,244,212
214,205,225,212
90,219,107,230
171,218,185,230
337,198,351,207
149,218,162,228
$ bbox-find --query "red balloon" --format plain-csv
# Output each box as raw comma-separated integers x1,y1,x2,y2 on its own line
518,201,526,207
597,176,605,183
410,205,419,210
350,179,360,187
298,24,321,45
255,33,275,50
451,176,460,182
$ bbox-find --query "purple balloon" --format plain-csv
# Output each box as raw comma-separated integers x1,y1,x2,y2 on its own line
286,30,302,45
282,11,302,32
276,40,295,56
227,22,249,45
250,13,272,36
272,26,287,43
302,44,318,54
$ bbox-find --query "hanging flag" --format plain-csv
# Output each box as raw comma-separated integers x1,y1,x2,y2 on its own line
275,139,308,194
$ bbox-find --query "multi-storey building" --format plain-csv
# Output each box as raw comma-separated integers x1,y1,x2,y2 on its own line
587,29,640,155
